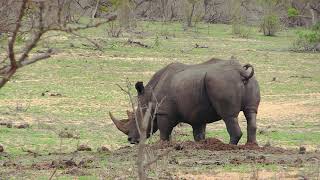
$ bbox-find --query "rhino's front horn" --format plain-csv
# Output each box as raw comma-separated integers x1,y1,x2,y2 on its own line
109,112,130,135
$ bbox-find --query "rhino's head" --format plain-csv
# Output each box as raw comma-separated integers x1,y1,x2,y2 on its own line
110,81,156,144
109,110,140,144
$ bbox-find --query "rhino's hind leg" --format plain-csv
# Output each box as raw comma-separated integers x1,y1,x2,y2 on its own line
223,117,242,145
244,111,257,145
192,124,206,141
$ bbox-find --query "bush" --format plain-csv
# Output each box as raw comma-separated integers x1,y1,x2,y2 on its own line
287,7,299,18
260,14,280,36
292,28,320,52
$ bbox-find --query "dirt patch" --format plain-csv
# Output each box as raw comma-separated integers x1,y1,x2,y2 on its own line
153,138,289,154
148,138,320,169
259,101,320,120
176,171,301,180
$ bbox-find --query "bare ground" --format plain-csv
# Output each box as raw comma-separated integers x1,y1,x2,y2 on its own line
1,138,319,179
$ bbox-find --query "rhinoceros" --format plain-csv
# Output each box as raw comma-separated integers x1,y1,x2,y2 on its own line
109,58,260,145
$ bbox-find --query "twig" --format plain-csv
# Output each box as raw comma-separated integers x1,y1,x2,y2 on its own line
143,148,172,169
116,79,141,135
48,167,58,180
48,14,117,32
69,31,103,51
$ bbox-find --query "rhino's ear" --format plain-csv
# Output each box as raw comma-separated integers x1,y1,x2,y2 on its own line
135,81,144,95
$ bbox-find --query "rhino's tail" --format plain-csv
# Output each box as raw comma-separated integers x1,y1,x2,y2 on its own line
241,64,254,83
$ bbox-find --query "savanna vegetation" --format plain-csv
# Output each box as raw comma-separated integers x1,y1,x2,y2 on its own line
0,0,320,179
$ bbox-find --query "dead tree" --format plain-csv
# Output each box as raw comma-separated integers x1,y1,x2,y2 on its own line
0,0,116,89
116,80,171,180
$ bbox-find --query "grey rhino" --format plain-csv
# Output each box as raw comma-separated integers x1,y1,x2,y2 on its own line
110,58,260,145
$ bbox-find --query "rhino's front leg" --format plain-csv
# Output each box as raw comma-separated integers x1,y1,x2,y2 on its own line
157,115,174,141
192,124,206,141
244,111,257,145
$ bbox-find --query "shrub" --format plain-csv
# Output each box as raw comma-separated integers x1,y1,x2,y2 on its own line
287,7,299,18
107,21,122,38
292,28,320,52
260,14,280,36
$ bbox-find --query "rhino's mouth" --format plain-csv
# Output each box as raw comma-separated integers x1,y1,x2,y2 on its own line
128,137,139,144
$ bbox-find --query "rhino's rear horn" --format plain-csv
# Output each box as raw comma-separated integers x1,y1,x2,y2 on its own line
109,112,130,135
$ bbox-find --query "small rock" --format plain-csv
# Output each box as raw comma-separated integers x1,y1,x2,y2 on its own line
97,145,111,153
0,144,4,152
299,146,306,154
77,144,92,151
272,77,277,81
15,123,29,129
64,160,77,167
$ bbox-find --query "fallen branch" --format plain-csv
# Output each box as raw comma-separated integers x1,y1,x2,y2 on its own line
127,39,150,48
195,43,208,48
69,31,103,51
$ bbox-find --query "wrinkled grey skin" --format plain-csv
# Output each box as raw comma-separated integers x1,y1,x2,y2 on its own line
118,58,260,145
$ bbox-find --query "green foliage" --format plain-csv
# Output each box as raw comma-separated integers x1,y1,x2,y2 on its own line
293,28,320,52
312,22,320,31
260,14,280,36
287,7,299,18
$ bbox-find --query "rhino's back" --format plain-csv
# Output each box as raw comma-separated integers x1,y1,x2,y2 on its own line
169,66,223,124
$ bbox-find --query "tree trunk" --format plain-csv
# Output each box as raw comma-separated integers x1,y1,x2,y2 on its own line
91,0,100,19
308,2,318,26
188,3,195,27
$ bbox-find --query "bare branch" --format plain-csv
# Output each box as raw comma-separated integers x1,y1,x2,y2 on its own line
143,148,171,169
116,78,141,135
18,2,46,63
18,49,53,67
116,83,130,94
48,14,117,32
7,0,28,68
69,31,103,51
